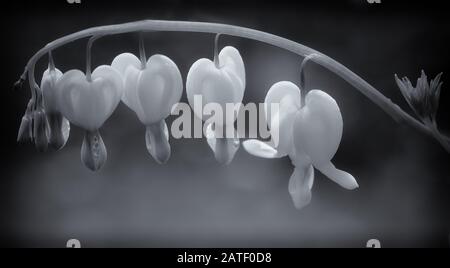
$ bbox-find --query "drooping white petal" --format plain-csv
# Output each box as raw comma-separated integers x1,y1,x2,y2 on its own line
288,164,314,210
242,139,279,158
315,162,358,190
206,123,240,164
145,120,171,164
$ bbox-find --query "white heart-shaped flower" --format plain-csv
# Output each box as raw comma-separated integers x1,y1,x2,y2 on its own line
111,53,183,125
186,46,245,124
244,81,357,209
111,53,182,164
56,65,123,131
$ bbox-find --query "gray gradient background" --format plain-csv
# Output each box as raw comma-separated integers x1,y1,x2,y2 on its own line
1,0,449,247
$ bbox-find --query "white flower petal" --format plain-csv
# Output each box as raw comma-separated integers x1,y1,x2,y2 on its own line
288,164,314,210
315,162,358,190
242,139,280,159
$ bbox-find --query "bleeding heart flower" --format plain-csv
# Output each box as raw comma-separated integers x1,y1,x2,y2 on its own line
56,65,123,171
243,81,357,209
56,65,122,131
111,53,182,164
186,46,245,164
41,67,70,150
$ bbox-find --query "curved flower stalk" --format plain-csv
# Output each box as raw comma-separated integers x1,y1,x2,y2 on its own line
15,21,450,154
56,65,123,171
243,82,358,209
111,52,182,164
14,20,450,178
186,45,246,164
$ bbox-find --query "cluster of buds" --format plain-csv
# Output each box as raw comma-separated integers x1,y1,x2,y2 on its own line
17,63,70,153
395,70,443,126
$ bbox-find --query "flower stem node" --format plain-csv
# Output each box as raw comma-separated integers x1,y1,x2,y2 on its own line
13,78,24,91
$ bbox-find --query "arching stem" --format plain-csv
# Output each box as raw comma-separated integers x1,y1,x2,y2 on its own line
48,51,56,72
299,53,318,107
14,20,450,152
139,32,147,69
213,33,221,68
86,35,102,82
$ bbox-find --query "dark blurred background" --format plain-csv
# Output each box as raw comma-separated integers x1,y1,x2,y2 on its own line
0,0,449,247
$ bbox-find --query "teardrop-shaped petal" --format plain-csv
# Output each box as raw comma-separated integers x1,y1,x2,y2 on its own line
46,113,70,150
81,129,107,171
17,113,33,142
33,109,49,152
136,55,183,125
111,52,141,76
206,123,240,164
111,52,142,109
269,95,299,156
17,99,34,142
145,120,171,164
219,46,246,96
288,164,314,210
264,81,301,128
122,66,142,113
41,68,63,113
293,90,342,165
